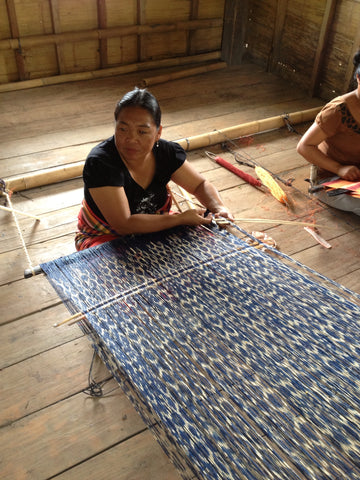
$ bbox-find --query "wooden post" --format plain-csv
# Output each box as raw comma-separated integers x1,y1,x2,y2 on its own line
97,0,108,68
268,0,288,73
137,0,146,62
221,0,249,65
5,0,27,81
188,0,199,56
49,0,66,75
309,0,337,97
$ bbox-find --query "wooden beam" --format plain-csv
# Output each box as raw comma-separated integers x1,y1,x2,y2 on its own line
221,0,249,65
0,19,223,51
268,0,288,72
309,0,337,97
97,0,108,68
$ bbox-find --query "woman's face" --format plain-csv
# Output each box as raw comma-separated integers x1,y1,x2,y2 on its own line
114,106,162,164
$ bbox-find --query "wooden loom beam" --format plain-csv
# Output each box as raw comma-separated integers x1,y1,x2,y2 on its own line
3,107,321,193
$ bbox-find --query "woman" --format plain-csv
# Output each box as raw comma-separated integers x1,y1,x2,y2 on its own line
297,50,360,215
75,88,233,250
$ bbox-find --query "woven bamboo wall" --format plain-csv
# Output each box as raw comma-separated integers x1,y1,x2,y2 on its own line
0,0,225,85
239,0,360,100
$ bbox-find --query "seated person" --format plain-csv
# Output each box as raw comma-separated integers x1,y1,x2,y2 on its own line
297,50,360,216
75,88,233,250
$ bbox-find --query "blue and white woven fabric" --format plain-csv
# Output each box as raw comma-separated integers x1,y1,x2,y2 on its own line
41,225,360,480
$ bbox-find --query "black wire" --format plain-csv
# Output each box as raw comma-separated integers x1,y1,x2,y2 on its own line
83,350,108,397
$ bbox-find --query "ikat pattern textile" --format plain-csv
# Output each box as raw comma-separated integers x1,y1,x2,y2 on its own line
41,226,360,480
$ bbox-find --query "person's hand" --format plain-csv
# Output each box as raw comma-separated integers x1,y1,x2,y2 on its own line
178,208,214,226
337,165,360,181
212,206,234,222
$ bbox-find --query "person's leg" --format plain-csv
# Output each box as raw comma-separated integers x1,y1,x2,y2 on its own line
315,190,360,216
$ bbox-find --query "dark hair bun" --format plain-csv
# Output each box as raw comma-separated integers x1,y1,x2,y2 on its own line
353,50,360,67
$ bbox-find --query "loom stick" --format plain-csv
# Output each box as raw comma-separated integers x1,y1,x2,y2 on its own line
3,108,322,193
54,312,85,327
177,186,195,210
139,62,227,87
206,153,262,187
169,189,183,212
0,204,41,220
217,218,321,227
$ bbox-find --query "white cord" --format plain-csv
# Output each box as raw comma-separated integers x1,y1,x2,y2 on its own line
3,190,36,275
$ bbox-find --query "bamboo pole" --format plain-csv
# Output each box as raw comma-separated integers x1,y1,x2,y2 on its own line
176,106,322,151
3,107,322,193
139,62,227,87
0,19,223,51
5,162,84,193
0,51,221,93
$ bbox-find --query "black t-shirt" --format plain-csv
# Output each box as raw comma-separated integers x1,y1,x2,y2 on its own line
83,136,186,220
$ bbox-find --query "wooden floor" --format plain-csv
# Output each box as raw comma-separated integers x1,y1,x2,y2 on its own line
1,62,360,480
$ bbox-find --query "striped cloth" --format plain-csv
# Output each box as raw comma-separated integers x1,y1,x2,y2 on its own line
75,200,119,251
75,192,173,251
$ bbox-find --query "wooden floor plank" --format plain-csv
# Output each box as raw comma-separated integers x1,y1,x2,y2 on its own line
0,303,82,368
0,276,61,325
0,336,104,426
0,382,147,480
53,429,183,480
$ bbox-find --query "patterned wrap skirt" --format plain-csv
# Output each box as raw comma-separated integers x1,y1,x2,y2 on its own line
75,193,172,251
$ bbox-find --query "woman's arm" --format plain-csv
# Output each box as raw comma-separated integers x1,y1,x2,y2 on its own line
89,184,213,235
171,160,234,220
297,122,360,181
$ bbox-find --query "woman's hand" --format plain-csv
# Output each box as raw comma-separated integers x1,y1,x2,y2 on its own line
211,206,234,222
337,164,360,181
177,208,214,226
